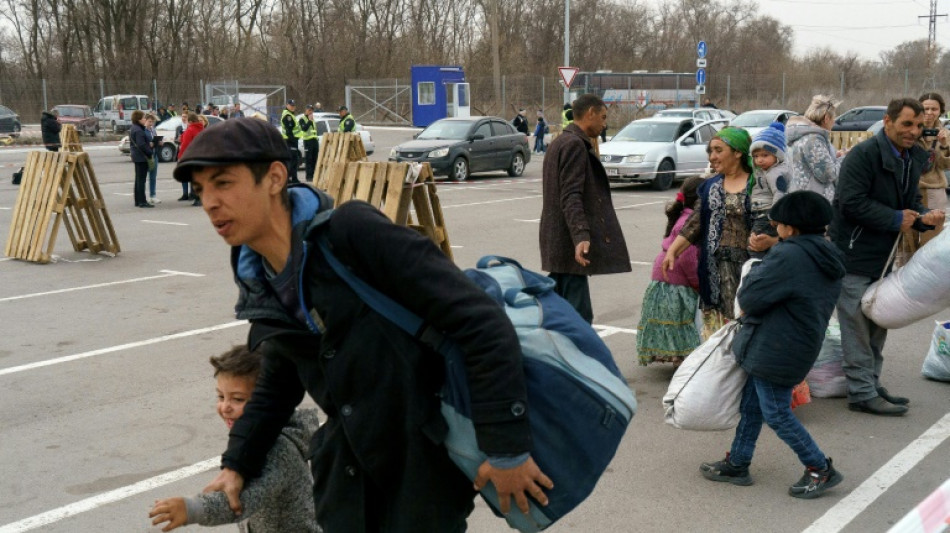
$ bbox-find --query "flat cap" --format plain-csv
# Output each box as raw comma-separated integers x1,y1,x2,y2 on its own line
769,190,834,234
173,117,290,183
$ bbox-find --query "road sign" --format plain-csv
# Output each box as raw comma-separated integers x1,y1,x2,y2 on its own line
558,67,580,88
696,84,706,95
697,41,707,59
696,58,707,68
636,90,649,108
696,68,706,85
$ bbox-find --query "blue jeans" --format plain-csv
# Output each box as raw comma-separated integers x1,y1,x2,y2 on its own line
729,376,827,469
533,135,545,153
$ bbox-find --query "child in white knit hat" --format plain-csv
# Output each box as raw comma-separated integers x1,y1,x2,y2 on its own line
747,121,792,257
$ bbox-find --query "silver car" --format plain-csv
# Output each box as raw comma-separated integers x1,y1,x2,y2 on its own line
600,117,728,190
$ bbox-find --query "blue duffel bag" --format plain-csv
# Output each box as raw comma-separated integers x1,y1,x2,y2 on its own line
318,243,637,532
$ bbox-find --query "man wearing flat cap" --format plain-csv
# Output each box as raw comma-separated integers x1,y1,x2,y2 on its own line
174,118,552,531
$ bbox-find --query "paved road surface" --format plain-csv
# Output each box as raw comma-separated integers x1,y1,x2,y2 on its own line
0,129,948,532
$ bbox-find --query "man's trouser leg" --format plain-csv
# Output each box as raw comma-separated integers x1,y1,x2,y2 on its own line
285,145,300,183
304,139,318,182
837,273,887,403
549,272,593,323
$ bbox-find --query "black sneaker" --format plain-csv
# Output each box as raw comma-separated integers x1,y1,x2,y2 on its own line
789,458,843,499
700,454,753,486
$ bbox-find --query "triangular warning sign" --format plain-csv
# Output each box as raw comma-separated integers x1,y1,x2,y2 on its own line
558,67,580,88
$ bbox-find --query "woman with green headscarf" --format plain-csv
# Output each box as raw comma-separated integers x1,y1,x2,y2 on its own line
661,127,755,338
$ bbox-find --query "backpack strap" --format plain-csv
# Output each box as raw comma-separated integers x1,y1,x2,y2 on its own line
315,236,451,353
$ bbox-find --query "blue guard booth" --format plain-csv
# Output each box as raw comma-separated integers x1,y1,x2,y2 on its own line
411,65,470,127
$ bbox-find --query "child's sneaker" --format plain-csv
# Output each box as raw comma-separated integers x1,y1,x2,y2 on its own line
789,457,843,499
700,453,753,486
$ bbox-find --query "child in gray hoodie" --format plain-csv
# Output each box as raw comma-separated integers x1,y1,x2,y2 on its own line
748,121,792,258
149,345,320,532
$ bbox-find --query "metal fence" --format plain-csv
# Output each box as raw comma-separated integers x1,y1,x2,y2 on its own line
4,70,950,125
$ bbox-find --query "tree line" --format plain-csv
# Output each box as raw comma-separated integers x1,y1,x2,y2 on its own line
1,0,948,121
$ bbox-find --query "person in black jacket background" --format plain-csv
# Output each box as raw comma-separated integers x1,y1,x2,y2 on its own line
128,110,153,208
172,118,553,532
40,108,61,151
512,108,529,138
701,191,845,499
829,98,945,416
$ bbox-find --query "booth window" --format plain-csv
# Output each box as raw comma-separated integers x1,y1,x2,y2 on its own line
418,82,435,105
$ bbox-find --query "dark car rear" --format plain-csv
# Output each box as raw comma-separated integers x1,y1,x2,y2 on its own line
54,105,99,136
832,106,886,131
0,105,21,137
389,116,530,181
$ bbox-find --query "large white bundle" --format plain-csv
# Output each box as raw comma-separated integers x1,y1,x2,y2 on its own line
663,322,747,431
862,228,950,329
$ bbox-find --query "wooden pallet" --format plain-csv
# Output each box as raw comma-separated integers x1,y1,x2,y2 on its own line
314,132,367,187
319,161,452,259
5,151,119,263
828,130,872,151
60,124,83,152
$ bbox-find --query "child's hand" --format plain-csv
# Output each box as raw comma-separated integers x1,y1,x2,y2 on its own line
149,497,187,531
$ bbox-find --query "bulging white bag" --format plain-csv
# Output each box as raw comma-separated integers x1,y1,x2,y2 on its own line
863,229,950,329
663,322,747,431
923,320,950,382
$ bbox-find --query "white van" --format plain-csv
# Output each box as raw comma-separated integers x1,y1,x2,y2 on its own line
93,94,151,133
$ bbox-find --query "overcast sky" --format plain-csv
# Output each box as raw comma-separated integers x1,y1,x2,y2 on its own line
644,0,944,62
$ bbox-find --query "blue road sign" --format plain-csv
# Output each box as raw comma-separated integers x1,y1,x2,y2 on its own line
697,41,707,59
696,68,706,85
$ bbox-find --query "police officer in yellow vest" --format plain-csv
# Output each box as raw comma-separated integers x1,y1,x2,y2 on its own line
338,105,356,132
561,103,573,130
299,104,320,183
281,99,301,183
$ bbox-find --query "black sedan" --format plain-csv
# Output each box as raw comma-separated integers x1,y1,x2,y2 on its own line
389,116,530,181
0,104,21,137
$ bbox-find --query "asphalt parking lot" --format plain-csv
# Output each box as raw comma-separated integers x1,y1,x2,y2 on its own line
0,129,948,532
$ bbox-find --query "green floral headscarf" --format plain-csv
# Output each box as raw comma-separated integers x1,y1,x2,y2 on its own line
713,126,755,192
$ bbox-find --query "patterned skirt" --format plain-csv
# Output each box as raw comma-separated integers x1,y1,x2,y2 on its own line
637,281,702,365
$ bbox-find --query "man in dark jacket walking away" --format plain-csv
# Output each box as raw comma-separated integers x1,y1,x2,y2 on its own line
512,108,529,138
172,118,553,532
540,94,631,323
701,191,846,499
41,109,61,151
829,98,945,416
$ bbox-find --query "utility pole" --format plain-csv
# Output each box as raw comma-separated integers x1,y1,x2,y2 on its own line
919,0,947,90
564,0,570,104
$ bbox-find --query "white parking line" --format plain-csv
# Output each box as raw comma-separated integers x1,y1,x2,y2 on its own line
0,270,203,303
441,195,542,209
594,324,637,337
0,458,219,533
0,320,247,377
514,218,540,223
802,411,950,533
141,220,189,226
630,261,652,266
615,200,666,210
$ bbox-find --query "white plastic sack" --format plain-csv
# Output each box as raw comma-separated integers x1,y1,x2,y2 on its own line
863,228,950,329
733,258,762,318
663,322,747,431
806,319,848,398
923,320,950,382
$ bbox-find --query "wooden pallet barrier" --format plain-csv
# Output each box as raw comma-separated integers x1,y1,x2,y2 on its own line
5,151,119,263
318,161,452,259
314,132,366,186
829,130,872,151
60,124,83,152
